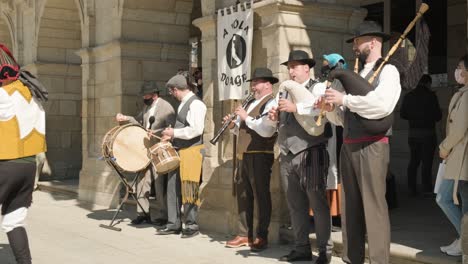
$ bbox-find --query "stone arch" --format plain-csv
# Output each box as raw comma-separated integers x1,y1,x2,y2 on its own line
36,0,83,180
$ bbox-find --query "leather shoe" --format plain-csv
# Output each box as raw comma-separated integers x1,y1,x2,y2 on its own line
153,219,167,228
225,236,252,248
250,237,268,252
155,228,181,235
181,229,199,238
131,215,151,225
279,250,312,262
314,252,332,264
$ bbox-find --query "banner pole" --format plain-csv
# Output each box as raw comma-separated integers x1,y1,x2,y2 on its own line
232,99,238,196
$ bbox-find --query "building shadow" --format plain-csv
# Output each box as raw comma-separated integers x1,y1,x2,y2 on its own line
389,192,460,263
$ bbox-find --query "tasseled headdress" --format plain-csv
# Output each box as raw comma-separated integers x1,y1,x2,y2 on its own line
0,44,19,81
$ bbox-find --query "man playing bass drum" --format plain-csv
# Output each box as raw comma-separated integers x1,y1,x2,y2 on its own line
116,81,176,227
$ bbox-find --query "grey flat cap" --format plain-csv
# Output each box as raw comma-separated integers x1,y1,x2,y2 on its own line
166,74,188,89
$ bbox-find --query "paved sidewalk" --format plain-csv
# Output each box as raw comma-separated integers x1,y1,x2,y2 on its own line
0,191,344,264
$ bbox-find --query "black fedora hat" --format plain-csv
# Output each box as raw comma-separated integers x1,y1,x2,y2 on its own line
247,67,279,84
139,80,161,96
346,20,391,43
281,50,316,68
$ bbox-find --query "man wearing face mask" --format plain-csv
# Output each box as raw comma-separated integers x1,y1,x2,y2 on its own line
318,54,347,228
321,21,401,264
115,81,176,226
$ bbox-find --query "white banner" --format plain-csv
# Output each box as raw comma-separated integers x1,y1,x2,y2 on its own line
217,1,253,101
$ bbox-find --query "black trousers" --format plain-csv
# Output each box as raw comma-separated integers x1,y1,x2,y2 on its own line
280,146,332,254
0,160,35,264
236,153,274,239
407,136,437,193
0,161,36,215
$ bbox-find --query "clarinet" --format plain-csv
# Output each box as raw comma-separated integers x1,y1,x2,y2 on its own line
209,93,255,145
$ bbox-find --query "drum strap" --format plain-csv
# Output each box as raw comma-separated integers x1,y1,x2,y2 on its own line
179,144,204,205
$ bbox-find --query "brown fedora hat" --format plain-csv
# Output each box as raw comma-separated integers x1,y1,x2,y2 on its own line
247,67,279,84
346,20,391,43
281,50,316,68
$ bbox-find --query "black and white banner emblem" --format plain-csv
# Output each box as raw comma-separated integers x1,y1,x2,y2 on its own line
217,1,253,101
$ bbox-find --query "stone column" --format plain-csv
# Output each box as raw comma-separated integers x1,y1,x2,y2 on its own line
78,41,124,207
78,0,193,207
194,0,364,242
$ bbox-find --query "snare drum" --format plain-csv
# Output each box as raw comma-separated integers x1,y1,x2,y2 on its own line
102,124,151,172
149,141,180,174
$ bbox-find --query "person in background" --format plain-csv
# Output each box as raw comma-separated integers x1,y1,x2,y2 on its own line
319,53,347,230
436,54,468,257
400,74,442,196
193,67,203,98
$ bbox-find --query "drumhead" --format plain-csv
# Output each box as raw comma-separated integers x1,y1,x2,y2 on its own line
111,125,151,172
155,159,180,174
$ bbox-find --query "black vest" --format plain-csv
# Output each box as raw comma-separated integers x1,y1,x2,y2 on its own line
278,79,327,155
173,95,203,149
237,95,277,155
343,65,393,139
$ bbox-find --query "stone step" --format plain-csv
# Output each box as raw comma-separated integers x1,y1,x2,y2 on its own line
37,180,79,197
279,226,460,264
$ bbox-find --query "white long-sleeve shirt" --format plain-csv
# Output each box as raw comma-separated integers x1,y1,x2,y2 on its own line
326,61,401,124
294,79,324,116
344,61,401,118
173,92,207,140
231,93,277,137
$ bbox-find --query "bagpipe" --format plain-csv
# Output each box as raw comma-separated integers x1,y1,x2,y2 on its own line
277,79,326,136
317,3,429,135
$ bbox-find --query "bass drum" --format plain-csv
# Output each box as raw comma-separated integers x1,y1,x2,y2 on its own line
101,124,151,172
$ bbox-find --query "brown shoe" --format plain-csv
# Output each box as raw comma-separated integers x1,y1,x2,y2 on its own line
250,237,268,252
225,236,252,248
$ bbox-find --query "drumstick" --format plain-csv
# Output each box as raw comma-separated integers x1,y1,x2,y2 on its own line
148,132,163,140
149,125,173,140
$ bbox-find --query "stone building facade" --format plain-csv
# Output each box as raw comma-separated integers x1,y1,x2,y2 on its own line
0,0,465,241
